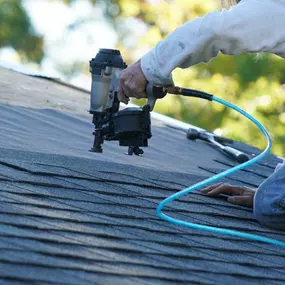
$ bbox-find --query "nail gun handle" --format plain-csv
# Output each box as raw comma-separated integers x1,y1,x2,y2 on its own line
146,84,167,111
223,146,250,164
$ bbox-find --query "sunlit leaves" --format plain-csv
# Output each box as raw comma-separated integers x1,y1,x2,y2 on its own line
120,0,140,17
0,0,44,62
58,0,96,4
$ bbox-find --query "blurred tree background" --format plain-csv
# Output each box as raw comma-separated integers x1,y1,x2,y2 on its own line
0,0,44,62
1,0,285,155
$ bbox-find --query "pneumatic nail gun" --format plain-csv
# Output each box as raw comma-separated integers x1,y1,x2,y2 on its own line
89,48,166,155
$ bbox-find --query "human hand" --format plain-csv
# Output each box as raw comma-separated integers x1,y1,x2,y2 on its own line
118,59,147,104
200,183,256,208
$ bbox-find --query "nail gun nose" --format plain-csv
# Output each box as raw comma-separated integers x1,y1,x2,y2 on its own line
186,128,250,164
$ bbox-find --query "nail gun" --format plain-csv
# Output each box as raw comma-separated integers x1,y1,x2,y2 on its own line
88,48,249,163
89,48,166,155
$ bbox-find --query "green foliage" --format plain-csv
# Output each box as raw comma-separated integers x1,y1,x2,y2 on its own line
0,0,44,62
62,0,96,4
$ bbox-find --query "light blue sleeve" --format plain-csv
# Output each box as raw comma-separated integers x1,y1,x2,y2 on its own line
254,160,285,230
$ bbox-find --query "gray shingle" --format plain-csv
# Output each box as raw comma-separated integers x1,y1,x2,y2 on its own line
1,148,285,285
1,68,285,284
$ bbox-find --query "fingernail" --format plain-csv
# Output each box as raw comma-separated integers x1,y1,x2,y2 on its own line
228,197,235,203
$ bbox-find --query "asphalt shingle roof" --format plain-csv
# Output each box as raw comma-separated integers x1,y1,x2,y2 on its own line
1,66,285,284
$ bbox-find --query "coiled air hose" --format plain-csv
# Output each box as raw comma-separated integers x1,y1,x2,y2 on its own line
157,87,285,248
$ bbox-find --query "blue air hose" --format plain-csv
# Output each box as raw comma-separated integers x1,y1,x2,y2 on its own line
156,95,285,248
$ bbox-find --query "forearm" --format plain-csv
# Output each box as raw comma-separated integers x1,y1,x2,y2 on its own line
141,0,285,85
141,10,222,86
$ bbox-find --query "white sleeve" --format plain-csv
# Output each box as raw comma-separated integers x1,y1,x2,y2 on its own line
141,0,285,86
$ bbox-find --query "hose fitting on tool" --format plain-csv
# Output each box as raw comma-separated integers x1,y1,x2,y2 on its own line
165,86,213,101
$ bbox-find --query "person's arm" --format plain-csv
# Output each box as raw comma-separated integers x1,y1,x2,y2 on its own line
254,161,285,230
141,0,285,86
